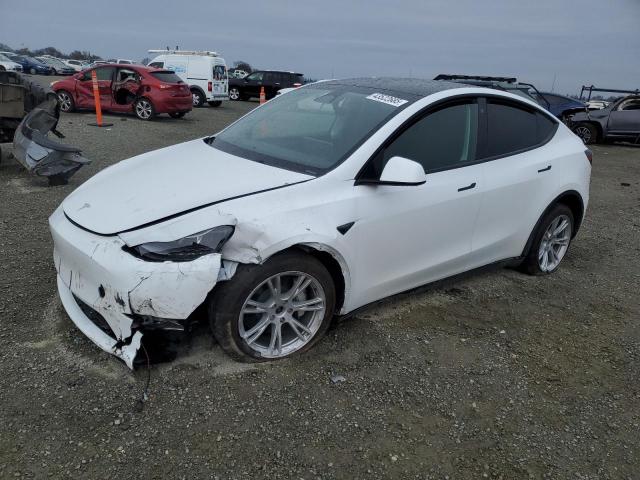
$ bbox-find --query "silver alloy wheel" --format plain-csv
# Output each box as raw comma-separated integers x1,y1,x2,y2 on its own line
538,214,571,272
135,99,152,119
574,125,592,143
238,271,326,358
229,88,240,100
192,92,201,106
58,92,72,112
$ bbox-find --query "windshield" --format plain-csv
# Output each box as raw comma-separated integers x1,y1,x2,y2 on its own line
210,84,414,175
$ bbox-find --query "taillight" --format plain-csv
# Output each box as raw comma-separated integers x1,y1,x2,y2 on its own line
584,149,593,165
208,81,212,92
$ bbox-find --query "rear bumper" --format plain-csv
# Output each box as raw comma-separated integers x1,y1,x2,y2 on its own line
49,206,221,368
153,95,193,113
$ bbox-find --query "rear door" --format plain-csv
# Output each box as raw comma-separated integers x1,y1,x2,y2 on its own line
473,97,559,262
607,97,640,134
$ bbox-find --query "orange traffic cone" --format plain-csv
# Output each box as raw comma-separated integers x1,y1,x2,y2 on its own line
259,86,266,104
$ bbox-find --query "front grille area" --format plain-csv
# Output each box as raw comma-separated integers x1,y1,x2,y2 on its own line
72,295,116,340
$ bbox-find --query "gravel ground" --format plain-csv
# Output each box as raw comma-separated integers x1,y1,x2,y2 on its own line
1,85,639,479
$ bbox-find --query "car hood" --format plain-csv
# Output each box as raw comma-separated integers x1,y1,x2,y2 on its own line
63,139,313,235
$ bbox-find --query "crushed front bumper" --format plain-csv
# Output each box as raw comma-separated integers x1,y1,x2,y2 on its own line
49,207,222,368
13,98,90,185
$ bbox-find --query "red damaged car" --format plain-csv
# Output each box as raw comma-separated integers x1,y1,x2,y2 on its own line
51,64,192,120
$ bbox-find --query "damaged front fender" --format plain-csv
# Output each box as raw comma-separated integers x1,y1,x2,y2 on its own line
13,97,90,185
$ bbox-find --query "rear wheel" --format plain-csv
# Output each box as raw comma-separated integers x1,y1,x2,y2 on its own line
209,252,336,362
229,87,241,101
191,89,205,107
208,100,222,107
57,90,75,112
520,204,574,275
134,97,155,120
29,68,36,75
572,123,598,144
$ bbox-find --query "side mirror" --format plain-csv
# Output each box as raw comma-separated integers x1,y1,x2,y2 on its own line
377,156,426,186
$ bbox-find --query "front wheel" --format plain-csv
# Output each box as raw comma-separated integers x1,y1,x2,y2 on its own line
57,90,75,112
572,123,598,144
520,204,574,275
29,68,36,75
134,97,155,120
229,87,241,101
209,252,336,362
208,100,222,107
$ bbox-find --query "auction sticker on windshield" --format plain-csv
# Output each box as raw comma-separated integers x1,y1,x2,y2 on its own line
366,93,408,107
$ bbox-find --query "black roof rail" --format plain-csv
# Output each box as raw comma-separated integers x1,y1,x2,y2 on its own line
434,74,518,84
580,85,640,101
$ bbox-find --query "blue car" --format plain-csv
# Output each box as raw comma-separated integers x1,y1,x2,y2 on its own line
538,92,586,120
8,55,53,75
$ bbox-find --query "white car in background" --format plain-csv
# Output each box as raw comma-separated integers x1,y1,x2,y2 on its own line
0,52,23,72
50,78,591,368
62,59,88,72
147,50,228,107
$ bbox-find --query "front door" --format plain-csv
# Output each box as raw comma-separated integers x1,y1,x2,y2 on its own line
243,71,264,98
607,97,640,134
348,99,484,307
76,66,115,111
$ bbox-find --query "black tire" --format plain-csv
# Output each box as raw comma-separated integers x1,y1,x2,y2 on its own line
572,123,598,145
57,90,75,112
520,204,574,276
208,100,222,107
51,68,58,75
134,97,155,120
191,89,205,107
228,87,241,101
169,111,186,119
209,251,336,362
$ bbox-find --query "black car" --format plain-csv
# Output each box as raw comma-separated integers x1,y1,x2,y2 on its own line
228,70,304,100
539,92,586,121
570,95,640,144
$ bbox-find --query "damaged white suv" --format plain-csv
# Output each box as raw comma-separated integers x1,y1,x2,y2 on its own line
50,78,591,368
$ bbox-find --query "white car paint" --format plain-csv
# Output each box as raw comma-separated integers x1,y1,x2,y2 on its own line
49,83,590,368
0,53,23,72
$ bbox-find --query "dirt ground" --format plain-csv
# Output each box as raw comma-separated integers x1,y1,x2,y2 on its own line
1,89,639,479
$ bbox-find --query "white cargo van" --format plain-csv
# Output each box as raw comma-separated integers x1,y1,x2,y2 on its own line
148,50,228,107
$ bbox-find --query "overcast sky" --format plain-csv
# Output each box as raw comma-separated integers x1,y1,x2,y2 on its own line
1,0,638,95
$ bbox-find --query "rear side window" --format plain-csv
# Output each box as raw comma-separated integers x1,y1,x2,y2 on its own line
150,71,183,83
148,61,164,68
485,100,557,158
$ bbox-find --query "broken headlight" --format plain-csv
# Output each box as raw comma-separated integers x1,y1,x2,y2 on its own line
131,226,234,262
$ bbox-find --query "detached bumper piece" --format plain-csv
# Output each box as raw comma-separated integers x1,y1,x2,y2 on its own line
13,98,90,185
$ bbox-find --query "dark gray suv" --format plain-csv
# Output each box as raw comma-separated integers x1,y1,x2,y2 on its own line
570,95,640,144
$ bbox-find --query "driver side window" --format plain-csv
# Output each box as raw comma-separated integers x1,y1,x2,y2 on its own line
618,98,640,111
362,100,478,179
246,72,263,82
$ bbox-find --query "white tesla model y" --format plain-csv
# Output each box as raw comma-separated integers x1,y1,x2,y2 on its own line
50,78,591,367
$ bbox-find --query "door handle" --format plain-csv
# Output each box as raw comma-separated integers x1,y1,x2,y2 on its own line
457,182,476,192
538,165,552,173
